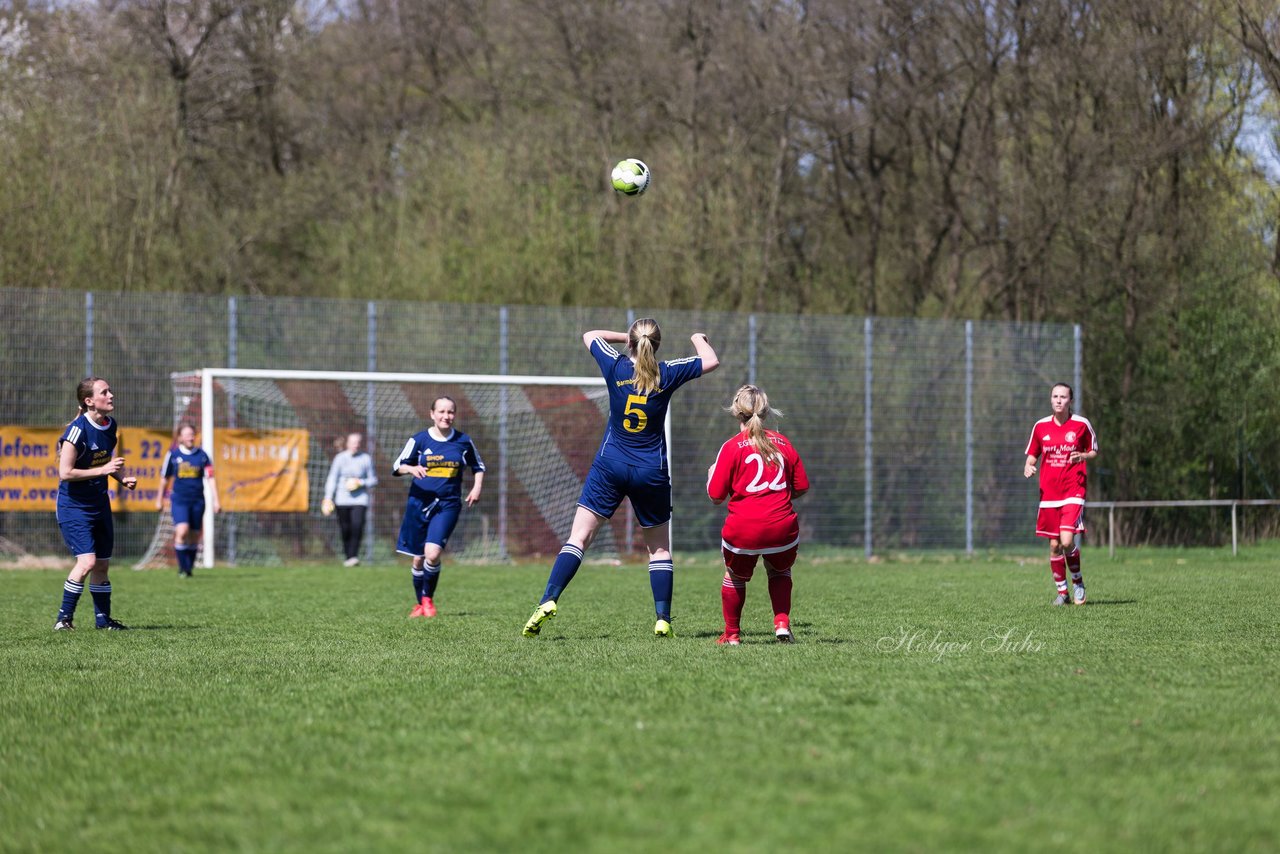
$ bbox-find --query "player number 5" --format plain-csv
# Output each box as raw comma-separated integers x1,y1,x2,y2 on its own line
622,394,649,433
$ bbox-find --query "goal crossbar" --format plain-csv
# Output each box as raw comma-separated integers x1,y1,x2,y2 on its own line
197,367,611,387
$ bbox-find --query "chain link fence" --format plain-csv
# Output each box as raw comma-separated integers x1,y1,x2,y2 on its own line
0,288,1079,561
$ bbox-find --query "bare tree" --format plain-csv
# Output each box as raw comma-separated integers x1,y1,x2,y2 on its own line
1232,0,1280,275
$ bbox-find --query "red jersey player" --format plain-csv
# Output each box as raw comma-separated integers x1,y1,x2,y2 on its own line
707,385,809,644
1024,382,1099,605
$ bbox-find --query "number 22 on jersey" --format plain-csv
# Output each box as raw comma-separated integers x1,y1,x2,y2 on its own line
744,452,787,492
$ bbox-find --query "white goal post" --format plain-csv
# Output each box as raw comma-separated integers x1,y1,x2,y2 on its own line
142,367,672,569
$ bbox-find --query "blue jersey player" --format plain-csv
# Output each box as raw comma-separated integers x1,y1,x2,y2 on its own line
393,396,486,618
53,377,137,631
523,318,719,639
156,423,220,577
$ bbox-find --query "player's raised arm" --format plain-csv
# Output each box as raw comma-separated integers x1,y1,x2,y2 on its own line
582,329,629,349
691,332,719,373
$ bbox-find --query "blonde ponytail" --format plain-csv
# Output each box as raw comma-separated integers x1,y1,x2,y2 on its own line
729,385,783,463
629,318,662,395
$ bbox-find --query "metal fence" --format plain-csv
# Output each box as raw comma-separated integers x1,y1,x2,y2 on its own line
0,287,1080,560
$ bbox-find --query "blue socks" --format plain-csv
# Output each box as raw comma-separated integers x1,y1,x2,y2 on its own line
89,583,112,625
649,559,673,620
423,562,441,598
542,544,584,603
57,578,116,625
58,580,84,621
537,545,675,618
412,562,442,600
176,545,197,573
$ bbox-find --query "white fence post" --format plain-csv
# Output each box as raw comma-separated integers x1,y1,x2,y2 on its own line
965,320,974,555
864,317,873,558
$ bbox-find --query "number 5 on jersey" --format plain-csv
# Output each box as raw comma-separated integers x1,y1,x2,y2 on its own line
623,394,649,433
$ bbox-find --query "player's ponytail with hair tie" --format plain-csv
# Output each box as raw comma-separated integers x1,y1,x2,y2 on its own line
629,318,662,395
729,385,782,464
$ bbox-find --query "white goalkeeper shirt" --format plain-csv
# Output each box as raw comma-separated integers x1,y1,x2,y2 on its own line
324,451,379,506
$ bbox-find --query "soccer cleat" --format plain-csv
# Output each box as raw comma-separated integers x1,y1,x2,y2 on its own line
522,600,557,637
1073,584,1087,606
53,618,75,631
409,602,426,618
96,618,130,631
343,557,360,567
654,619,674,638
774,615,793,643
420,597,437,618
716,632,741,646
1052,591,1070,606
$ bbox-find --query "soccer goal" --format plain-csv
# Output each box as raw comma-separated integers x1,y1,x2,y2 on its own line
135,368,660,568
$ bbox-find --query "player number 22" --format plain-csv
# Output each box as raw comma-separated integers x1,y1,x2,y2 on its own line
744,453,787,493
622,394,649,433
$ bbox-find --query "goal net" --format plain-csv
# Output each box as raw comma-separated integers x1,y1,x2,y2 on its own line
136,368,638,568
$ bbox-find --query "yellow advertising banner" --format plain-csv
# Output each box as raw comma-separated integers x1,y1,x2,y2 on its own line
0,426,172,512
0,426,310,513
218,428,310,512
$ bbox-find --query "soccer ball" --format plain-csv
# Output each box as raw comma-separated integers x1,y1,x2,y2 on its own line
611,158,650,196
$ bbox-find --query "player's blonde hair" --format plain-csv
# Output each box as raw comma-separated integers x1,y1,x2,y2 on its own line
628,318,662,395
730,384,783,463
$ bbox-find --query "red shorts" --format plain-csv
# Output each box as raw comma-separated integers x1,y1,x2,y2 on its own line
1036,503,1086,539
721,544,798,580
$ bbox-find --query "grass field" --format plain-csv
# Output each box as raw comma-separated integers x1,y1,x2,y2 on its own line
2,548,1278,853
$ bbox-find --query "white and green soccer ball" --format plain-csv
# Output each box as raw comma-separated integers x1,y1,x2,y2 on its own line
611,158,650,196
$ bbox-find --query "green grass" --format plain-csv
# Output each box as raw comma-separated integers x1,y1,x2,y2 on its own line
2,548,1278,853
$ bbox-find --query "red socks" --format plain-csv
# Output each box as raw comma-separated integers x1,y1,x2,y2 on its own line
721,576,746,633
1065,545,1083,586
1050,555,1068,595
767,571,792,624
723,570,795,634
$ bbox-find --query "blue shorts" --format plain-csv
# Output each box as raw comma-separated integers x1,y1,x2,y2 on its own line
396,496,461,556
171,497,206,530
578,458,672,528
57,501,114,559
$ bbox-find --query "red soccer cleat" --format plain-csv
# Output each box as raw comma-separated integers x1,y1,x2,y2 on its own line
420,596,437,618
717,632,741,646
774,614,793,643
409,602,426,618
